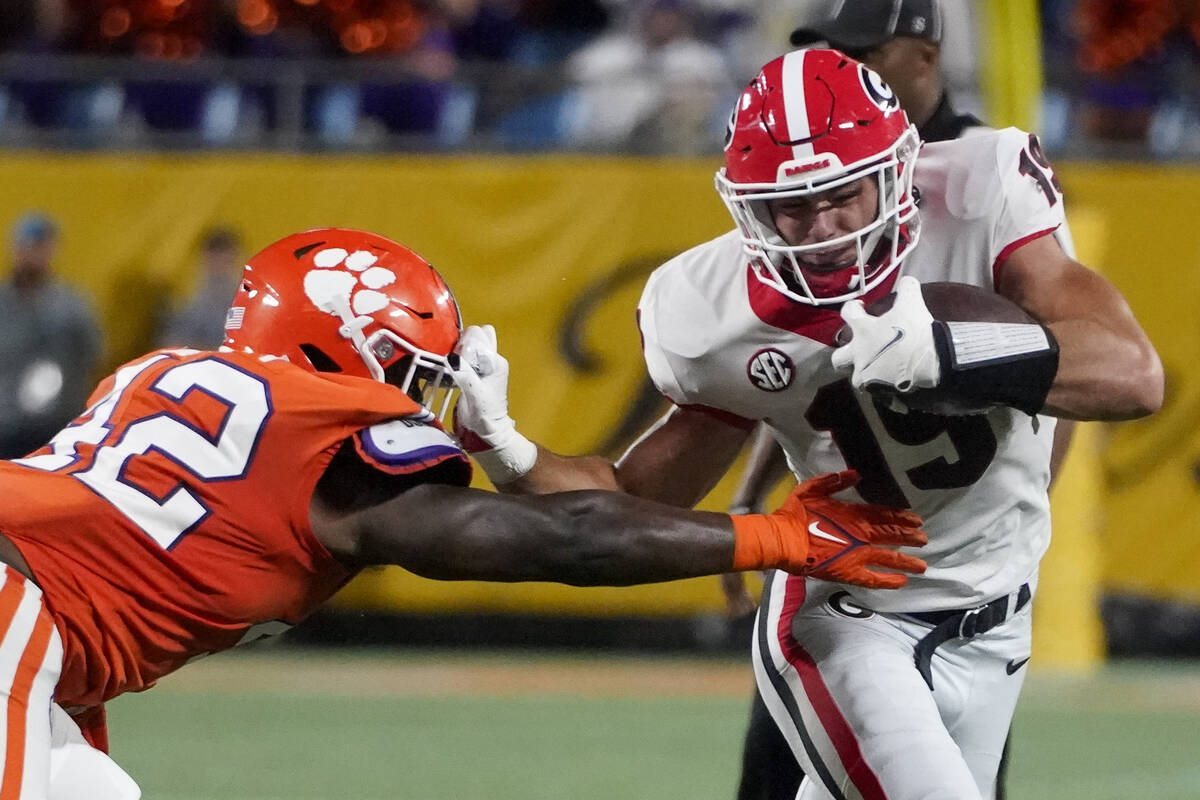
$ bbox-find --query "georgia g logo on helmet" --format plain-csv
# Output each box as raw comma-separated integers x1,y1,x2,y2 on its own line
859,64,900,114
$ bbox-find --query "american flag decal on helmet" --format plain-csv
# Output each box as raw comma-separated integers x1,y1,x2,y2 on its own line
225,307,246,330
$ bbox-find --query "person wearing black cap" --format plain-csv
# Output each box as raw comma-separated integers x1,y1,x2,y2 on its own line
0,212,102,459
789,0,985,144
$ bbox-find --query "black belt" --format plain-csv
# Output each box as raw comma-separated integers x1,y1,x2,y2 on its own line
909,583,1031,690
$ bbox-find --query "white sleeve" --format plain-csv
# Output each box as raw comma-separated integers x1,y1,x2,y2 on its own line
991,127,1068,258
636,270,687,406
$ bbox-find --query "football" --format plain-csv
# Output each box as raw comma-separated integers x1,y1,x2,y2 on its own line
834,281,1035,346
836,281,1036,415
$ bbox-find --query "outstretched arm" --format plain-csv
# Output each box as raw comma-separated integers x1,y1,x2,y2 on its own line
312,471,928,589
325,483,743,586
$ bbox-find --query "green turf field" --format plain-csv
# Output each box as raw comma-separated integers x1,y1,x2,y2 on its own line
106,649,1200,800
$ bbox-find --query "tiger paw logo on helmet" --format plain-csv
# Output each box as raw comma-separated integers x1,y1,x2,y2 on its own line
223,228,463,417
302,246,398,318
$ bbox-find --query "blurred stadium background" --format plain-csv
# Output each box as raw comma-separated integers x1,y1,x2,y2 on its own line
2,0,1200,797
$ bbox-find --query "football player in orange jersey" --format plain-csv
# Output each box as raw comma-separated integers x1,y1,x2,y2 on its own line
0,228,927,799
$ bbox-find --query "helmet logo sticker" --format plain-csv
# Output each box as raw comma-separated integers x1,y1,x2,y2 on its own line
747,348,795,392
303,247,397,318
859,65,900,114
225,306,245,331
827,591,875,619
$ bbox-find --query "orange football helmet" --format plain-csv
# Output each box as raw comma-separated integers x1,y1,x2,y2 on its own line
223,228,462,419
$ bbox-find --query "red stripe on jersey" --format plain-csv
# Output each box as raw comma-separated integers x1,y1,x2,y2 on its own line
992,227,1058,286
746,265,902,345
776,575,887,800
0,593,53,800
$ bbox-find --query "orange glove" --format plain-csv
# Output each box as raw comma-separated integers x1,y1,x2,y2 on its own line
730,470,927,589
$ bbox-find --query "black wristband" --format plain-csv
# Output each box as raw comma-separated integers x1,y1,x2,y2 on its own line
930,321,1059,416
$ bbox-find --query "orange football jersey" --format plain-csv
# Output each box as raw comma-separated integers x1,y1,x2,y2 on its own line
0,349,469,710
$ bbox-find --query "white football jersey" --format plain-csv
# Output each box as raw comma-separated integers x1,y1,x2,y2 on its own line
639,128,1069,612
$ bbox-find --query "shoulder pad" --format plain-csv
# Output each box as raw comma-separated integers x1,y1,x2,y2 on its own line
353,418,468,476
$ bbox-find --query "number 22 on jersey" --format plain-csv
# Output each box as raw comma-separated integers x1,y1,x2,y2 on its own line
18,353,272,549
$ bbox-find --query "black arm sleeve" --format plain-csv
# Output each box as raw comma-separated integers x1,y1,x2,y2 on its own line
930,321,1059,416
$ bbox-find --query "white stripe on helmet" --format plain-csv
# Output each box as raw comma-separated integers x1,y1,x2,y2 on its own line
781,50,815,162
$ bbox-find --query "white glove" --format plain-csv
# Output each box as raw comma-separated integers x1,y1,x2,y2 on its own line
831,276,941,393
450,324,538,483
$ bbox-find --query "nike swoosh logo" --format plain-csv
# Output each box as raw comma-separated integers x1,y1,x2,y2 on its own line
1006,657,1030,675
808,521,848,545
862,328,905,371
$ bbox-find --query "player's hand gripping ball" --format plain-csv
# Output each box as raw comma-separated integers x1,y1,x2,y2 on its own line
833,279,1039,415
831,276,940,395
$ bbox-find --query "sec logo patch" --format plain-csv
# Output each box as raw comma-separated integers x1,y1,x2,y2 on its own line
747,348,794,392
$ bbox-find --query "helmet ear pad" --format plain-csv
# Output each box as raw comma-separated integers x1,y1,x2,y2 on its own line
297,344,345,374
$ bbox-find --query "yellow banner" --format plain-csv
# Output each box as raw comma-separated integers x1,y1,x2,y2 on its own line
1,153,1197,616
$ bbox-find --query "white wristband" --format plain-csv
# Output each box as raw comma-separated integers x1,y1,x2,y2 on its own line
471,430,538,485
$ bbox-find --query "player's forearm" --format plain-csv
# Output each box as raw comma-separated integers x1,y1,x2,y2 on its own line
352,477,927,590
522,492,738,586
492,446,620,495
401,489,737,586
1041,318,1162,420
997,250,1163,421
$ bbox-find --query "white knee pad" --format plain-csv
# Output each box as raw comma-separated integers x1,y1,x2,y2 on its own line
48,743,140,800
48,705,140,800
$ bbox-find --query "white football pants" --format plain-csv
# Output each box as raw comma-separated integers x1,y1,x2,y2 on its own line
753,571,1032,800
0,567,140,799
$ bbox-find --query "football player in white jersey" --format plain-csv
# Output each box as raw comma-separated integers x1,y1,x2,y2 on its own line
452,49,1162,800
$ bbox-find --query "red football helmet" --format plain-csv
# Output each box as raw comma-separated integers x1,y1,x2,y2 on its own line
223,228,462,419
716,48,922,305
